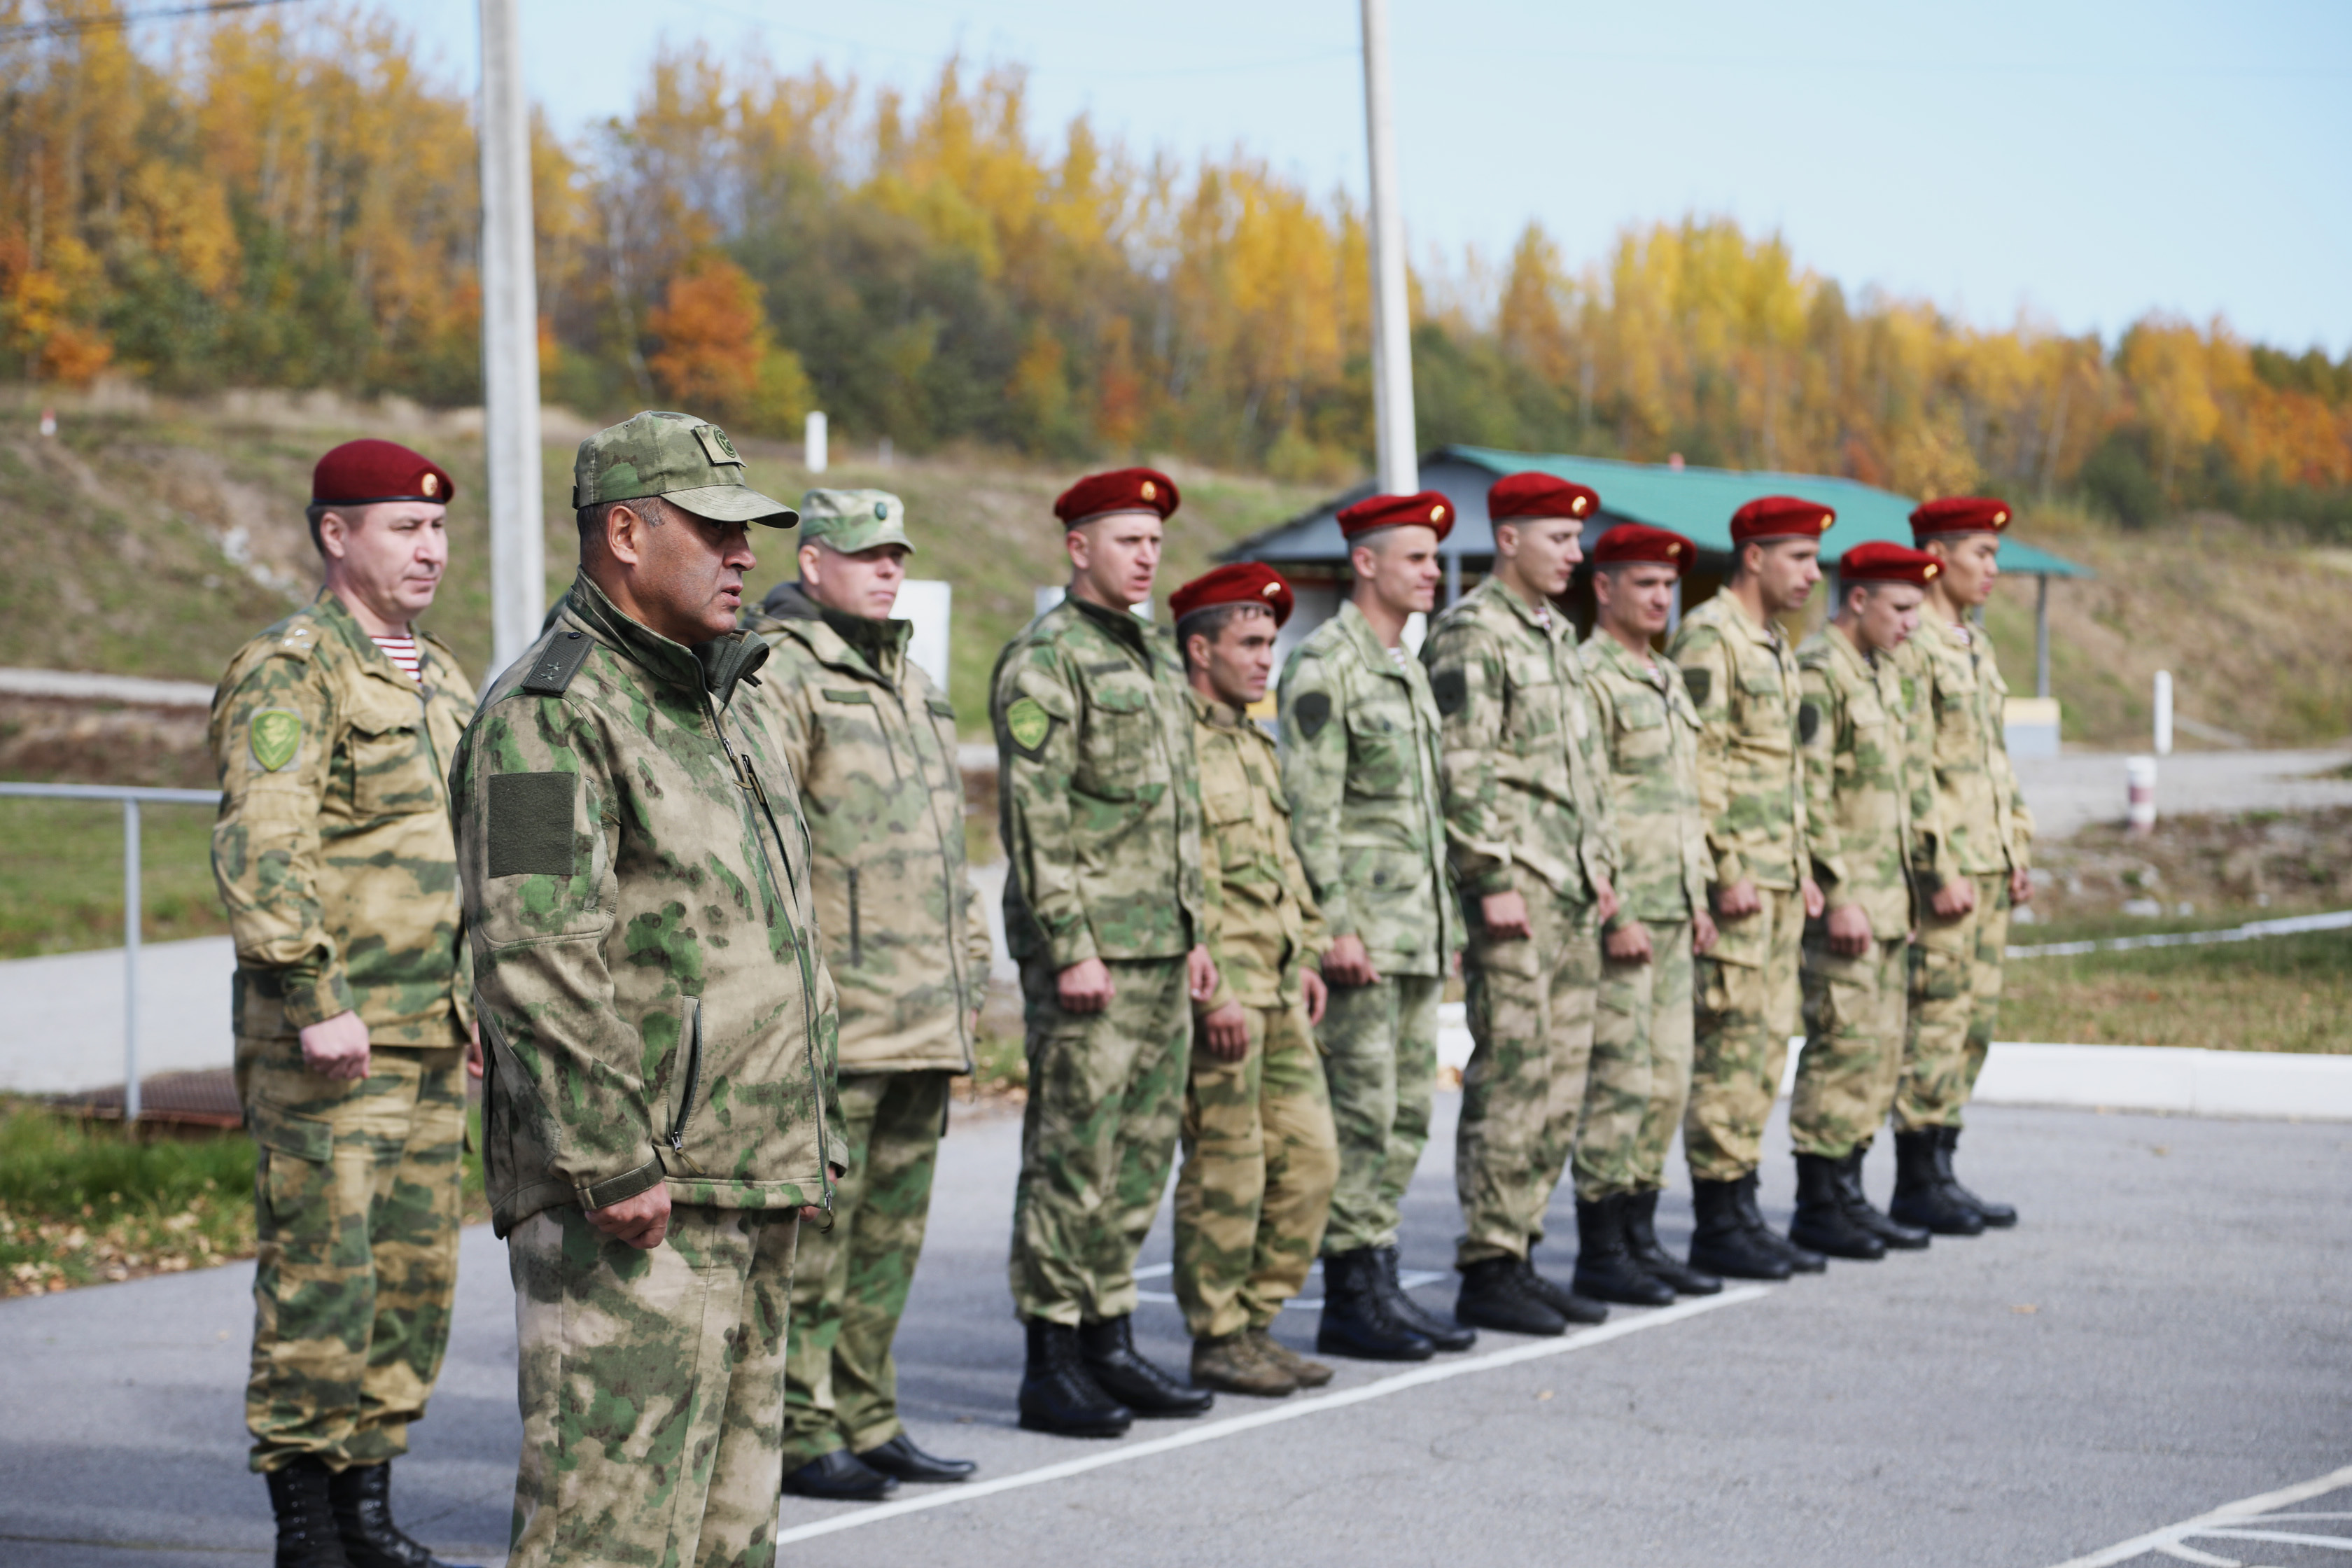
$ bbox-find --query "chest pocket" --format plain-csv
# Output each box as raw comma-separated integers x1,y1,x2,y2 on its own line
1345,691,1413,798
345,692,437,818
1502,657,1561,751
1611,691,1670,766
1737,663,1793,752
1079,679,1161,800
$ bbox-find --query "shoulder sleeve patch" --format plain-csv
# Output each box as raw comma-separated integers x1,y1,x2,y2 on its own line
1430,666,1469,718
487,771,576,878
1680,667,1712,707
522,631,595,696
1005,696,1053,756
249,710,302,772
1292,690,1333,741
1798,701,1821,743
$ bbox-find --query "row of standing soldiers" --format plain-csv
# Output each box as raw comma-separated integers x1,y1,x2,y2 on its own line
207,414,2030,1567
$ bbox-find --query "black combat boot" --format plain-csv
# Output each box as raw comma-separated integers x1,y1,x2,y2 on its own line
1890,1130,1986,1236
781,1448,899,1501
1687,1178,1791,1281
326,1462,468,1568
1625,1188,1721,1296
1521,1252,1611,1323
1938,1126,2018,1227
265,1457,351,1568
1077,1315,1214,1418
1370,1245,1477,1350
1571,1196,1676,1306
1787,1154,1886,1261
1837,1148,1929,1250
856,1432,977,1484
1454,1256,1567,1336
1018,1318,1133,1437
1315,1248,1435,1362
1737,1172,1826,1273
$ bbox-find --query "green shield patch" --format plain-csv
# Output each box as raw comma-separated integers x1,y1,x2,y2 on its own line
250,710,302,772
1006,696,1051,755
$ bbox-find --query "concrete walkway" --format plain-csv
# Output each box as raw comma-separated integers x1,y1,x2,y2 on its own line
0,937,234,1096
2013,745,2352,841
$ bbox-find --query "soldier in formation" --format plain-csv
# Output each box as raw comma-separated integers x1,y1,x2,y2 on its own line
1891,498,2033,1232
453,412,841,1565
743,489,986,1499
1784,541,1944,1260
1422,474,1622,1334
991,468,1220,1436
1575,523,1724,1303
1168,563,1341,1398
210,439,475,1568
1279,491,1472,1362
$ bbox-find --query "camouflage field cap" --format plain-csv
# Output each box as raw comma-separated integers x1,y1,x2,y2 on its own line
798,488,913,554
570,410,799,527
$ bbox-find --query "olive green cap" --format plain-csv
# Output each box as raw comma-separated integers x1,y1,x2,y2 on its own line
797,488,913,555
570,410,799,527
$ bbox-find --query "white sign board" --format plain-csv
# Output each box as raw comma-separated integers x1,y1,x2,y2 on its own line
895,578,952,692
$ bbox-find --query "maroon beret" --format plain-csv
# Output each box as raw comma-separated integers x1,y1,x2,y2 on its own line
1730,495,1835,546
1838,540,1942,587
1055,466,1179,526
1909,496,2011,539
1337,490,1454,544
1488,472,1600,522
1590,523,1695,576
1170,562,1294,629
312,439,454,507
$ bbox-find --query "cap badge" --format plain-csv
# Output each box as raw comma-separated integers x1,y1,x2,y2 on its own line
1140,479,1157,501
420,472,438,498
694,424,741,465
1667,542,1681,557
1432,504,1447,522
1262,581,1280,596
1993,510,2008,525
1571,496,1587,515
874,500,889,519
1924,564,1940,579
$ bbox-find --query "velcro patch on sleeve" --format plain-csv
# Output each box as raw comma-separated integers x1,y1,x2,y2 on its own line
1005,696,1053,756
1430,666,1469,718
1798,701,1821,743
249,710,302,772
487,771,576,878
1292,690,1333,741
1679,667,1712,707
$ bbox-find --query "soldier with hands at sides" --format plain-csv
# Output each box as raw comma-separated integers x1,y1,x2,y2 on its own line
452,412,843,1567
1422,474,1624,1334
1668,496,1830,1282
1574,524,1726,1305
1280,491,1471,1362
1168,563,1342,1398
743,489,986,1499
1890,498,2034,1233
210,439,475,1568
992,468,1219,1438
1785,542,1945,1261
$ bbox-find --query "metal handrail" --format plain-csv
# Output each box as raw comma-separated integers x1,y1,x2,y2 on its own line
0,782,223,1122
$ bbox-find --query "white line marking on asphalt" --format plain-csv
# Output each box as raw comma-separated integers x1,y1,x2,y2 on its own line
773,1285,1770,1546
2008,907,2352,960
1132,1258,1446,1309
2045,1462,2352,1567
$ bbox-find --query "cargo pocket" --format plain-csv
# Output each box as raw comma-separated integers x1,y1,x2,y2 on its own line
248,1102,335,1253
346,697,438,818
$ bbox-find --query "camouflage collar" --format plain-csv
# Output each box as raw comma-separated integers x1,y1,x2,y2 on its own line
1590,626,1665,685
1474,575,1568,640
1185,685,1250,728
1066,593,1153,660
1333,598,1410,678
748,580,909,682
306,588,438,686
566,570,716,699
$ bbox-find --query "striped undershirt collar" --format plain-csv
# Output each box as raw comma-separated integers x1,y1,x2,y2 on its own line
370,633,423,684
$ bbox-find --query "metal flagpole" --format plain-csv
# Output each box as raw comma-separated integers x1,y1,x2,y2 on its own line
1360,0,1418,498
479,0,545,672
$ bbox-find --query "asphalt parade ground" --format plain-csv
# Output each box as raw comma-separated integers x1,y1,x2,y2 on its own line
2,1096,2346,1568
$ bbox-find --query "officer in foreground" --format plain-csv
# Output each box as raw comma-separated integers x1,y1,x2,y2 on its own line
209,439,473,1568
1280,491,1471,1362
1670,496,1828,1281
453,412,842,1567
1168,563,1340,1397
1786,542,1942,1260
1423,474,1622,1334
993,467,1219,1437
1576,524,1723,1303
1893,497,2033,1232
743,489,987,1499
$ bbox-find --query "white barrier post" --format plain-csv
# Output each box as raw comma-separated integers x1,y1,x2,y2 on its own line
2153,669,2174,757
804,410,829,475
122,798,141,1124
2126,755,2158,836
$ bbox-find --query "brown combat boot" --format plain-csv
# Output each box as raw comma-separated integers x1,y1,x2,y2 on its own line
1249,1327,1334,1389
1191,1331,1296,1397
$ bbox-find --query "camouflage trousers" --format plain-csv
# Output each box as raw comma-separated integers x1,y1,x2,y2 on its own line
236,1038,465,1474
1574,920,1693,1201
1316,972,1441,1256
507,1203,798,1568
1898,872,2012,1130
1456,895,1601,1266
1683,886,1804,1183
1172,999,1338,1340
783,1069,949,1465
1009,957,1191,1325
1791,934,1908,1159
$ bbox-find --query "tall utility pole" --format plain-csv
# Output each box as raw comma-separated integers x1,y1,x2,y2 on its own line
1360,0,1418,497
479,0,544,671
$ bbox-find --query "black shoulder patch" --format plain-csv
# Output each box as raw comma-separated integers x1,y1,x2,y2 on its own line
522,631,594,696
1431,666,1469,718
486,771,575,878
1292,691,1333,741
1679,667,1712,707
1798,701,1821,743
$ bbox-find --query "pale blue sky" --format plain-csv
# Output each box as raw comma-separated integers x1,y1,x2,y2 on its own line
372,0,2351,353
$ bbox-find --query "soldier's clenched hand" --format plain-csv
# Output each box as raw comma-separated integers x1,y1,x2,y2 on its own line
1187,944,1219,1005
1826,901,1875,957
1714,878,1762,920
2010,866,2033,906
1801,876,1826,920
587,1185,671,1250
1693,909,1720,955
1058,957,1114,1014
1320,933,1378,987
1592,874,1620,926
1301,967,1329,1026
1931,878,1978,919
1202,1002,1250,1061
1604,920,1653,964
1480,890,1532,940
300,1011,372,1081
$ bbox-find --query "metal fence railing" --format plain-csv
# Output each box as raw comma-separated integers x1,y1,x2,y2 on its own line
0,781,221,1122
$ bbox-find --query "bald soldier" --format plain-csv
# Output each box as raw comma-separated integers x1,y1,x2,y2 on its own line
209,440,475,1568
993,467,1219,1437
1890,496,2033,1233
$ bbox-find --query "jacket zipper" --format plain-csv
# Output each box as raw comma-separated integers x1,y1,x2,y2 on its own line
847,867,862,969
668,997,704,1152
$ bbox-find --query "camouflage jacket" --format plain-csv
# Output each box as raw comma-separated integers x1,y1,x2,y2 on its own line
454,571,842,1237
1278,600,1460,978
209,589,473,1045
1798,627,1924,935
1668,592,1809,893
1896,611,2035,883
1191,687,1327,1012
1422,578,1618,905
990,594,1205,969
1581,631,1710,931
743,582,988,1075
